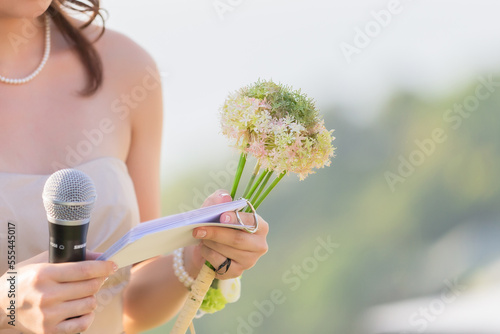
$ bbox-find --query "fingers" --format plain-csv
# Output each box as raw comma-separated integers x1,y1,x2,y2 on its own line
199,228,267,255
201,189,232,207
220,211,267,235
34,277,105,310
55,312,95,334
194,191,270,280
58,277,106,301
198,244,245,279
193,212,269,279
200,237,265,270
46,260,116,283
55,294,98,321
10,258,110,334
193,213,269,250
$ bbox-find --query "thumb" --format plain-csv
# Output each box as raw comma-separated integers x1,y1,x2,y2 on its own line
201,189,232,208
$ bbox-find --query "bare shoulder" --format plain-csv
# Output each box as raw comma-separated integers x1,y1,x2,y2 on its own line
93,27,160,88
85,24,164,126
95,28,156,69
65,16,160,80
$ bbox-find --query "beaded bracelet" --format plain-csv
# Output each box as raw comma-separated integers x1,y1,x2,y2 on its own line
173,248,195,288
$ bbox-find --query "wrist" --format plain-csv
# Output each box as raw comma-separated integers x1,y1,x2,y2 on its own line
172,246,204,289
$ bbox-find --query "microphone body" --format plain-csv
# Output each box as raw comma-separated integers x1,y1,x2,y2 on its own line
48,223,89,263
42,169,96,264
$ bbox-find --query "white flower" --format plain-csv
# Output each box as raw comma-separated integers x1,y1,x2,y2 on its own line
218,277,241,303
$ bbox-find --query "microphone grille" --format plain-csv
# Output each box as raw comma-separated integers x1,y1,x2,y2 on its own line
42,169,97,221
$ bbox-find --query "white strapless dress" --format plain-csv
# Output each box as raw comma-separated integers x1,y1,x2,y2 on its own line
0,157,140,334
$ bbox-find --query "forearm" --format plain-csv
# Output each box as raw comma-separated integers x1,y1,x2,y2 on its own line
123,246,202,333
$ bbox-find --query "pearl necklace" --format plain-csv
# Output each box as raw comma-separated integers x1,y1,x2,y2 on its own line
0,15,51,85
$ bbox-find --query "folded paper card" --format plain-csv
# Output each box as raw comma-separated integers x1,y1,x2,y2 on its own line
97,199,252,268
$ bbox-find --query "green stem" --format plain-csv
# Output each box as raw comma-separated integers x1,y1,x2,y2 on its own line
248,170,273,211
205,260,215,270
245,168,268,200
252,172,286,210
231,153,247,199
242,163,261,199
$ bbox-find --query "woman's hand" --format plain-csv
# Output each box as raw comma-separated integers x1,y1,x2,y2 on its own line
0,251,116,334
187,189,269,280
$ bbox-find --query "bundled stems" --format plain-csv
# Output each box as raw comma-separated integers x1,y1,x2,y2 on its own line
230,153,247,199
245,168,268,200
252,172,286,210
241,163,260,199
230,153,286,212
249,171,273,207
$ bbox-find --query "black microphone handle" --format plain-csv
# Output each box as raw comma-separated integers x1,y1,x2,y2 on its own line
48,222,89,263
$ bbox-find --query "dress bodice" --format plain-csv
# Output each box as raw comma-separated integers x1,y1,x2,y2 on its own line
0,157,140,334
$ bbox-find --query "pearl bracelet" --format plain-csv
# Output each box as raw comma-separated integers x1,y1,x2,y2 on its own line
173,248,195,288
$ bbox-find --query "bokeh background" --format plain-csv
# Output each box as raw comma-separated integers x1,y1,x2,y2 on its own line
102,0,500,333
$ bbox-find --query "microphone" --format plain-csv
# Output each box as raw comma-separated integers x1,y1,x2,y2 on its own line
42,169,96,263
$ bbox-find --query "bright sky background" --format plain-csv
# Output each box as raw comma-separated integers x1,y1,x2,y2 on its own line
102,0,500,183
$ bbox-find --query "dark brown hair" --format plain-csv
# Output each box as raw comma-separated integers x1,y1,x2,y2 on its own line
47,0,105,96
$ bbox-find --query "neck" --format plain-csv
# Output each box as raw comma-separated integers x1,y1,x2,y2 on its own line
0,16,46,76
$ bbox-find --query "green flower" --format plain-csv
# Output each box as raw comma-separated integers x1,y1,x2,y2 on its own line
242,79,320,130
199,287,228,314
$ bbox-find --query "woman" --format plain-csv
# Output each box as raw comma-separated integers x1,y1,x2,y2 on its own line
0,1,269,333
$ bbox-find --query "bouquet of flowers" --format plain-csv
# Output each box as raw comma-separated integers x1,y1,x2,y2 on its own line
171,80,335,333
